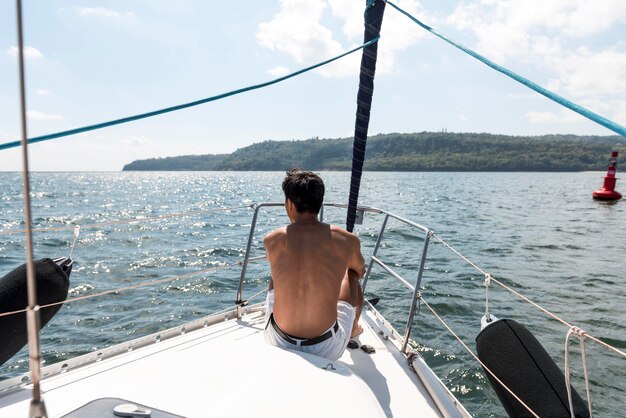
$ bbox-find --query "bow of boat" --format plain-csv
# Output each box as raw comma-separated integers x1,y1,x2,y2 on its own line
0,302,469,418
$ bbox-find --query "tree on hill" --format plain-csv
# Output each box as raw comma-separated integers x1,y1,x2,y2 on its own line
122,132,625,172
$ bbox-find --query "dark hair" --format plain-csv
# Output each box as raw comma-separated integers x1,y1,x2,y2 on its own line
282,168,325,214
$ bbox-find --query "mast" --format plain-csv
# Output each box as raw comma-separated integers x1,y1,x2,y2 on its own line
346,0,386,232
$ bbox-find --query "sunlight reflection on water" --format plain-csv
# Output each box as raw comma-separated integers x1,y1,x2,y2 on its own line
0,171,624,416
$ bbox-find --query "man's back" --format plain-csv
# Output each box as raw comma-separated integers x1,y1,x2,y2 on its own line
264,220,363,338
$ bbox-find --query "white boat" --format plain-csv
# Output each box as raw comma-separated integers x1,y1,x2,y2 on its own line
0,203,472,417
1,1,624,417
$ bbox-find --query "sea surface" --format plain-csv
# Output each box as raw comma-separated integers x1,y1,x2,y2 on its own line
0,171,624,417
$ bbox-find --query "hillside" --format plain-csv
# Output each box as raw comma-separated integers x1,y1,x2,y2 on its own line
122,132,626,172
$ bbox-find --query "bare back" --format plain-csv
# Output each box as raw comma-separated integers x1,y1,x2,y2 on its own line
264,220,364,338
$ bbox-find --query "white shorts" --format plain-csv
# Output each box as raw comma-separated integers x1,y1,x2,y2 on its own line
263,290,356,361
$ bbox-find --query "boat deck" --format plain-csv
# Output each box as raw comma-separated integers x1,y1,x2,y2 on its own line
0,307,456,417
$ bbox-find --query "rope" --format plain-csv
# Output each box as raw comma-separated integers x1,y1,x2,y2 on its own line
0,264,233,319
244,286,268,305
0,205,251,236
489,276,625,358
0,38,379,151
431,233,626,360
420,295,540,417
564,327,594,418
432,233,488,275
384,0,626,137
0,254,269,320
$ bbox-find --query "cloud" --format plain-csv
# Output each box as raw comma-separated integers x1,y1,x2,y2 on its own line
506,92,537,100
257,0,346,76
256,0,429,78
266,66,291,77
446,0,625,126
68,6,199,50
544,1,626,38
329,0,431,75
576,98,626,126
27,111,63,121
611,100,626,124
527,99,626,126
447,0,626,61
133,0,196,16
36,89,51,96
77,7,136,23
121,136,155,149
0,134,159,171
5,46,44,60
547,47,626,97
445,0,626,81
526,109,583,124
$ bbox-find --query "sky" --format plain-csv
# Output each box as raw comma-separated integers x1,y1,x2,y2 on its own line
0,0,625,171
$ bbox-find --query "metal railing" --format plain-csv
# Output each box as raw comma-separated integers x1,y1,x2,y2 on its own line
236,202,433,353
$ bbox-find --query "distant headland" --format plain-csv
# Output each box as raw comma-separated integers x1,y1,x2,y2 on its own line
122,132,625,172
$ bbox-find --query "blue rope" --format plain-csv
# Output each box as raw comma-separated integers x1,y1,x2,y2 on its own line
0,36,380,152
385,0,626,137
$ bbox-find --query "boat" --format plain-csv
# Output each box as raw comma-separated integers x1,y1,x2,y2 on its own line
1,1,625,417
0,202,474,417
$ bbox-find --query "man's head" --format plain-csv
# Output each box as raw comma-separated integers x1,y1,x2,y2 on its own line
282,168,325,214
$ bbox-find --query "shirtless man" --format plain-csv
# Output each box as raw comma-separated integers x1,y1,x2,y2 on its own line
263,169,365,360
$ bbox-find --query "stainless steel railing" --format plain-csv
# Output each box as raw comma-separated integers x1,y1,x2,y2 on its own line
236,202,432,353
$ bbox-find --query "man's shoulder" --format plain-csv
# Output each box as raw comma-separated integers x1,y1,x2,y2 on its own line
264,226,287,244
329,224,360,242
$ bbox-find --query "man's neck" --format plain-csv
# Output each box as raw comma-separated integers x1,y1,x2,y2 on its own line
292,212,319,224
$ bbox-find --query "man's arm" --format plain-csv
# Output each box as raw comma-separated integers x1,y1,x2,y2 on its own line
348,234,366,278
263,232,275,291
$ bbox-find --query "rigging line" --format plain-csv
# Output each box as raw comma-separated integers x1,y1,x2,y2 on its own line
488,273,626,359
420,295,540,418
432,233,626,359
0,37,380,152
432,233,487,275
0,256,268,320
244,286,268,304
15,0,46,413
0,264,232,319
0,204,251,236
384,0,626,137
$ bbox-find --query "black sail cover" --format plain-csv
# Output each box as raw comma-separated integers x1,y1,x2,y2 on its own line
346,0,385,232
0,258,70,366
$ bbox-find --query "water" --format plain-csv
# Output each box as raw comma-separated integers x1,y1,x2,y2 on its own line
0,171,624,417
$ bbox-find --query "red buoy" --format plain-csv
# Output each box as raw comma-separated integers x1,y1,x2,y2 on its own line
593,151,622,200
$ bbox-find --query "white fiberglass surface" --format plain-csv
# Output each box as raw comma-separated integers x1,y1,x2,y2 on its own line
0,310,447,417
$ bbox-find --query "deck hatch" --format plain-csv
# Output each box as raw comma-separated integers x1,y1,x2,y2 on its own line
61,397,184,418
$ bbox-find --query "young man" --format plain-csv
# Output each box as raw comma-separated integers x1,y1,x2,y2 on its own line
263,169,365,360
